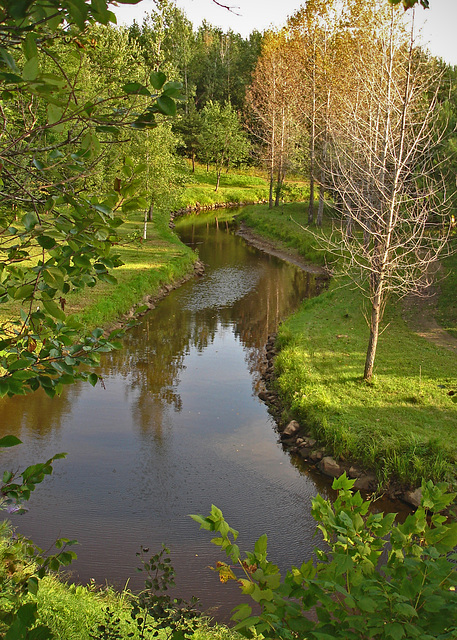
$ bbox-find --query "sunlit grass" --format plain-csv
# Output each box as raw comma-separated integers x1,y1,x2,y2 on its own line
35,575,242,640
0,209,197,331
237,202,331,266
181,163,308,208
242,203,457,486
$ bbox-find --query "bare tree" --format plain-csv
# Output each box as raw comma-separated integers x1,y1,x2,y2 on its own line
246,31,298,208
320,3,452,379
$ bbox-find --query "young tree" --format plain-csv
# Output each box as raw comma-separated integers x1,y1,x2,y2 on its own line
322,2,452,380
198,101,250,191
246,31,298,208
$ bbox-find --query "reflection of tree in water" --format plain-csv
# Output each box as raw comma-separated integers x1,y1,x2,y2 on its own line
0,217,318,454
232,255,316,394
0,382,82,441
101,217,318,442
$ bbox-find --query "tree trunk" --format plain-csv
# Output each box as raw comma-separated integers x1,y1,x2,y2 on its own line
215,170,221,192
147,202,154,222
308,175,314,224
364,288,382,380
316,183,324,227
269,173,274,209
274,167,282,207
143,209,148,241
191,153,195,173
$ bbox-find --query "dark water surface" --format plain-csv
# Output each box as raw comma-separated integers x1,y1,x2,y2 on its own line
1,213,335,619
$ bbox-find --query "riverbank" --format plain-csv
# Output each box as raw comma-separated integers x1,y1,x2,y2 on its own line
237,203,457,494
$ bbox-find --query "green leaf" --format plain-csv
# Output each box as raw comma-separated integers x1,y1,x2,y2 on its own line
37,235,57,250
23,34,38,61
357,597,377,612
436,523,457,551
47,104,64,125
386,622,405,640
122,82,150,96
41,298,66,321
254,534,268,556
88,373,98,386
0,435,22,448
22,57,39,81
157,95,176,117
0,47,18,72
162,81,183,98
13,284,35,300
17,601,38,626
27,576,39,595
22,211,38,230
91,0,111,24
66,0,89,30
231,603,252,621
150,70,166,90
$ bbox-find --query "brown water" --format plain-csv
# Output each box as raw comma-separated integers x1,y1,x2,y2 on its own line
0,213,343,618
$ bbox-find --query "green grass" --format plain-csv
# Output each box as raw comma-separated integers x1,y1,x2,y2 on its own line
241,203,457,488
436,246,457,339
238,202,331,266
36,576,240,640
0,209,197,332
67,211,197,329
181,163,309,208
0,520,241,640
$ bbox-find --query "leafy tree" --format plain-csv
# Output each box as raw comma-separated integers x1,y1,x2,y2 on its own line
0,0,180,398
0,0,181,634
389,0,429,7
246,31,299,208
198,101,250,191
173,102,202,172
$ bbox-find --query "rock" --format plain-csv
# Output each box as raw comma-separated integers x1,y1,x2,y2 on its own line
295,437,304,446
318,456,344,478
353,474,377,491
402,487,422,508
305,438,317,448
281,420,301,438
258,391,269,401
298,447,312,459
310,450,323,462
348,466,362,479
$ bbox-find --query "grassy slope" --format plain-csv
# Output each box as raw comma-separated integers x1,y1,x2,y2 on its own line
34,576,240,640
238,203,457,488
181,163,309,208
66,211,196,329
0,210,197,332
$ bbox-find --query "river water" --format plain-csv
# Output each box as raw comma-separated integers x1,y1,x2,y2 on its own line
1,212,335,619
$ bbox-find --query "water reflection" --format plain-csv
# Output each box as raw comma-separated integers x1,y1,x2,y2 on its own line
0,213,327,619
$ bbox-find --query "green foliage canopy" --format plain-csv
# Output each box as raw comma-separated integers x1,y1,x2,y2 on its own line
0,0,180,398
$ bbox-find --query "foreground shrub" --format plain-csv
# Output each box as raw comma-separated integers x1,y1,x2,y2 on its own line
193,475,457,639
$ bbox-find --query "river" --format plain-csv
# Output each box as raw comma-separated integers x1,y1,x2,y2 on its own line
1,212,336,619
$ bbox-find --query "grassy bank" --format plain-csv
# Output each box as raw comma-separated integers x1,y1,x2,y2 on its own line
35,577,239,640
0,210,197,332
66,211,197,330
180,164,309,209
238,203,457,488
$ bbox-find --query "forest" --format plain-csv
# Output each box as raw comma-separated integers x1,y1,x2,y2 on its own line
1,0,457,638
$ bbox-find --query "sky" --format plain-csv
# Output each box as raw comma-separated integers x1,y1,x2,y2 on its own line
112,0,457,66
